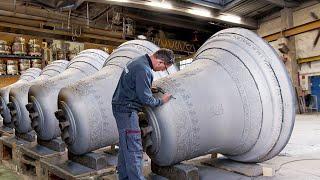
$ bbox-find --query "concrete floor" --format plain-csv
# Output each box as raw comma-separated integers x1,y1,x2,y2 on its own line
258,113,320,180
195,113,320,180
3,113,320,179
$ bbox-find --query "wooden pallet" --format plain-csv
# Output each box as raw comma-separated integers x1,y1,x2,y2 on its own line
0,136,20,170
0,126,14,137
40,147,117,180
16,142,68,179
40,159,115,180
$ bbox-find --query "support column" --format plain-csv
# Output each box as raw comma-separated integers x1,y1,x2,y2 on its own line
281,8,299,88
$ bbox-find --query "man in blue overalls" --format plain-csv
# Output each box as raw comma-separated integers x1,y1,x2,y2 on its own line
112,48,175,180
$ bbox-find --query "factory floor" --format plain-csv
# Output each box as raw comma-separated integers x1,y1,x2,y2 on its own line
191,113,320,180
109,113,320,180
2,113,320,179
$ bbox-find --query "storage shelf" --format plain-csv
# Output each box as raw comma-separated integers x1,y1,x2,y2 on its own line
0,75,20,78
0,54,42,60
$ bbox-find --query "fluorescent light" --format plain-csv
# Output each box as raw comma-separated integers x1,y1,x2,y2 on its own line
218,14,242,23
145,1,173,9
187,7,212,18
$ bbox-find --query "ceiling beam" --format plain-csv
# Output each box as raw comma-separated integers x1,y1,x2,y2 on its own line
264,0,300,8
0,10,123,39
123,10,214,33
0,19,125,45
0,1,88,24
91,6,111,21
74,0,85,9
185,0,223,9
0,1,125,34
32,0,56,8
222,0,244,11
87,0,258,29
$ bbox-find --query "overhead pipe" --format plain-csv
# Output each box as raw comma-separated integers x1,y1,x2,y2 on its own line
56,40,177,155
0,68,42,128
8,60,69,134
27,49,109,140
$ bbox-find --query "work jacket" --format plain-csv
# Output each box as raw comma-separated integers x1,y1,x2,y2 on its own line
112,54,163,113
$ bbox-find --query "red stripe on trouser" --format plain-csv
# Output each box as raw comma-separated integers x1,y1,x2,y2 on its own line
126,130,141,134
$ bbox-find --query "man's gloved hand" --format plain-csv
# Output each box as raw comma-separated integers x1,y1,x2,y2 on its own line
151,86,160,93
152,86,176,101
151,86,166,93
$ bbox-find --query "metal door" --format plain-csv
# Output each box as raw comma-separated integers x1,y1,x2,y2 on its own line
311,75,320,110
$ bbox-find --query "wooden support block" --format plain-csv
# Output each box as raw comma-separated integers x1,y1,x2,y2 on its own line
151,162,199,180
68,146,118,171
68,152,108,170
211,153,218,159
262,166,275,177
202,157,263,177
111,145,116,151
15,131,36,143
37,137,66,152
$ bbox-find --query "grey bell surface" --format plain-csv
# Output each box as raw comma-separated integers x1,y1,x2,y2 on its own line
9,60,70,134
0,1,319,179
0,68,42,128
145,28,295,166
27,49,109,140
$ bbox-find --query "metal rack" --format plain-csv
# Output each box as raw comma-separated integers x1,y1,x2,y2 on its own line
0,54,42,59
0,54,43,78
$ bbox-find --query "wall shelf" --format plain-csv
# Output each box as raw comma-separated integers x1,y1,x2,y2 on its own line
0,75,20,78
0,54,42,60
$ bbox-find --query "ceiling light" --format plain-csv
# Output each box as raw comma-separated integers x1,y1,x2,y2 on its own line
145,1,173,9
218,14,242,23
187,7,212,18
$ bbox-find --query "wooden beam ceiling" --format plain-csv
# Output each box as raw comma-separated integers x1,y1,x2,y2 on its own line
0,21,125,46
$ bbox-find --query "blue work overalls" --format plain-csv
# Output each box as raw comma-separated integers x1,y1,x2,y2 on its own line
112,110,144,180
112,55,163,180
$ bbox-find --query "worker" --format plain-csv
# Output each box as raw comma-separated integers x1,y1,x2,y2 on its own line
112,48,175,180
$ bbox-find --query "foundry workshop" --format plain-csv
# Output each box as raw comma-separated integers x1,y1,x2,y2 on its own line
0,0,319,179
